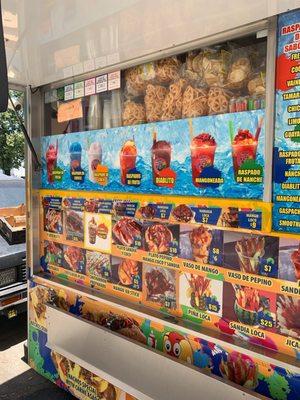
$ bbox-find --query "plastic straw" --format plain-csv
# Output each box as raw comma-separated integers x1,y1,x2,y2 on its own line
228,120,234,144
188,118,194,140
255,116,264,142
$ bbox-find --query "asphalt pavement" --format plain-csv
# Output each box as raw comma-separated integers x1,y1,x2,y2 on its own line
0,312,75,400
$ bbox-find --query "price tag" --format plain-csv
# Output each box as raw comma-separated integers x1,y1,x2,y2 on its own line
74,81,84,98
155,204,172,220
108,71,121,90
192,207,221,226
85,78,96,96
238,211,262,231
64,84,74,100
96,74,108,93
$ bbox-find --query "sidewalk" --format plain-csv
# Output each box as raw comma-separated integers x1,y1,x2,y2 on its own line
0,313,74,400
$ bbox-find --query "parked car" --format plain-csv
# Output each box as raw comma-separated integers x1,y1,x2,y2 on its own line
0,173,26,318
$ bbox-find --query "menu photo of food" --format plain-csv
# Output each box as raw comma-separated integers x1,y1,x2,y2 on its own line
276,295,300,339
180,224,223,266
278,238,300,282
86,250,111,281
179,273,223,318
44,241,63,267
112,216,143,249
63,245,86,275
143,222,180,256
171,204,194,223
65,209,84,242
43,198,63,235
218,207,239,228
84,212,112,253
223,283,277,332
143,264,178,311
110,256,142,291
223,232,279,277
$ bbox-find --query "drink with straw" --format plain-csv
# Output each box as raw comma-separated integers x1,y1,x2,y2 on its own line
151,132,171,185
88,142,102,183
230,117,263,180
190,133,217,187
119,140,137,185
46,140,58,183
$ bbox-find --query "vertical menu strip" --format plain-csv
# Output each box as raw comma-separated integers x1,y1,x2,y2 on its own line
273,10,300,233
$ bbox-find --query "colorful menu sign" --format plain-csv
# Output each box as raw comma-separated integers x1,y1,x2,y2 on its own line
273,10,300,233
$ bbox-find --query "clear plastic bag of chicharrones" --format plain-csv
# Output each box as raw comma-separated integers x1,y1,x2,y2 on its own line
124,56,182,98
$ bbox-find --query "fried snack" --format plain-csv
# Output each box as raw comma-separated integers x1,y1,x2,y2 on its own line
118,259,139,285
145,224,173,253
235,236,265,274
247,74,266,96
185,52,204,82
277,296,300,339
155,57,181,84
189,225,212,263
172,204,193,222
227,57,251,89
161,79,186,121
144,83,167,122
207,87,230,115
125,66,147,96
122,100,146,126
182,85,208,118
202,53,227,86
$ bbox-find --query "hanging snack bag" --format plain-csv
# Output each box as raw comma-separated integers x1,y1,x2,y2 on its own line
144,83,168,122
122,100,146,126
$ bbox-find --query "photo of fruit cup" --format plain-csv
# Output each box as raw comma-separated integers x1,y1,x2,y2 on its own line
291,244,300,280
45,140,58,183
88,142,102,183
189,225,212,264
119,140,137,185
151,137,171,185
190,133,217,187
235,236,265,274
232,129,258,178
69,142,82,180
234,286,260,326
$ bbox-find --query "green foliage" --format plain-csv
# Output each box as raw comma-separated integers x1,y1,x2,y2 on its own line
0,90,24,175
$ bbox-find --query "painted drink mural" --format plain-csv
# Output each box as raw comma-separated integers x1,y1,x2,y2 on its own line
42,110,265,199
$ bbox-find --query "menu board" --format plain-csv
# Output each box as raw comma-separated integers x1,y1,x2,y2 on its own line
42,110,265,199
41,191,300,359
273,10,300,233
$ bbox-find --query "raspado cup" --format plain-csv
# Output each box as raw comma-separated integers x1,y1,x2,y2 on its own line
119,140,137,185
231,129,258,179
190,133,217,187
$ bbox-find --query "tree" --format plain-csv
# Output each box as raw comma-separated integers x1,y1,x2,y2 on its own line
0,91,25,175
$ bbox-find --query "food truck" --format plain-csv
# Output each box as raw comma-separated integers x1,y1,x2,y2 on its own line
3,1,300,399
